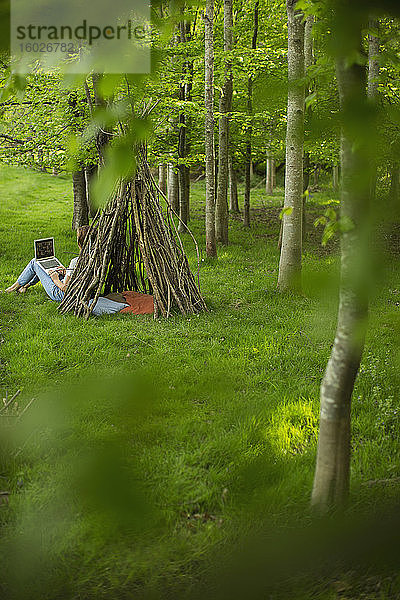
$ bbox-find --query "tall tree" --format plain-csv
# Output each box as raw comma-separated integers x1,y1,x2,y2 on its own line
243,0,259,228
215,0,233,244
204,0,217,257
311,6,372,511
277,0,305,292
302,14,314,243
177,12,192,232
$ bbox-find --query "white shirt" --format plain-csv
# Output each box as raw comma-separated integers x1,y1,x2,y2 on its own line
66,256,79,278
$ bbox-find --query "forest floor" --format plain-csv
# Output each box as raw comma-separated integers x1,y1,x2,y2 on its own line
0,163,400,600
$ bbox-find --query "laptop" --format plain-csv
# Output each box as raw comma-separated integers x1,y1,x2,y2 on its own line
34,237,65,275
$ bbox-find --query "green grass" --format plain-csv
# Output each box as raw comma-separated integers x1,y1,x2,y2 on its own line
0,163,399,599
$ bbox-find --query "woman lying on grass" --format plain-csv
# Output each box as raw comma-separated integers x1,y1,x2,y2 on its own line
6,226,90,298
5,226,129,316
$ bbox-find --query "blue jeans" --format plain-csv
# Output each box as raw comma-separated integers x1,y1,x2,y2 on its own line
17,258,64,302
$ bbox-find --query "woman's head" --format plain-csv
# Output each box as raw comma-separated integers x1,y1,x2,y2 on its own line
77,225,90,250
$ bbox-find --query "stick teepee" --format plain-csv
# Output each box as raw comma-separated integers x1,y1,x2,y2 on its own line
58,146,207,319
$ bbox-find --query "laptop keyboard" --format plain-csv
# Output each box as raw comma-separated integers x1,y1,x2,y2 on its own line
39,258,60,268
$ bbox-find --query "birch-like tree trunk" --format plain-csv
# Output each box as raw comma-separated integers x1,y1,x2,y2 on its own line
266,155,275,195
311,52,370,512
243,0,259,228
158,164,167,196
84,164,98,218
215,0,233,245
302,15,314,244
204,0,217,257
168,163,179,213
277,0,305,292
72,169,89,230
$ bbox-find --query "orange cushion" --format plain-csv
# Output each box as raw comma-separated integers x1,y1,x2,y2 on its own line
119,291,154,315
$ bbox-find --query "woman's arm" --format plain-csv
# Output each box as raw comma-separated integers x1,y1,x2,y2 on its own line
49,270,70,292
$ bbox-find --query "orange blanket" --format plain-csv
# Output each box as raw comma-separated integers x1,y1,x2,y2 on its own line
119,291,154,315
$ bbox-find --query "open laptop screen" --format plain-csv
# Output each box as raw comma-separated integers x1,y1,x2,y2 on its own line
35,238,54,260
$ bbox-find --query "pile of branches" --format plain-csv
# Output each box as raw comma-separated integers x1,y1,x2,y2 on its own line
59,146,207,319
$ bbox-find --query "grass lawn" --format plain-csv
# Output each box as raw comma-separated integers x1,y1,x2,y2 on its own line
0,163,399,599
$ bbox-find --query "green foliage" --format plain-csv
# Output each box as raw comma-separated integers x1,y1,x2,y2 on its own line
314,206,354,246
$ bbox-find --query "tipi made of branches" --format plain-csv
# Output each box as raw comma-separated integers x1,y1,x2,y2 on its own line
58,146,207,319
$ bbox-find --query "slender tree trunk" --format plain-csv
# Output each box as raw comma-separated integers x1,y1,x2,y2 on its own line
178,166,188,230
266,155,274,195
168,163,180,213
333,165,339,191
228,152,239,212
84,165,98,218
158,164,167,196
277,0,305,292
204,0,217,257
311,51,371,512
72,169,89,230
185,167,191,219
177,15,193,232
302,15,314,245
272,158,276,188
215,0,233,245
243,0,259,228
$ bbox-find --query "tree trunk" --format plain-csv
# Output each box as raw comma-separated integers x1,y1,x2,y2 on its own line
185,166,191,220
243,0,259,228
311,49,371,512
229,152,239,212
84,165,98,218
177,15,193,233
178,166,188,231
215,0,233,245
158,164,167,196
277,0,305,292
302,15,314,246
168,163,180,213
72,169,89,230
333,165,339,191
266,155,274,195
204,0,217,257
